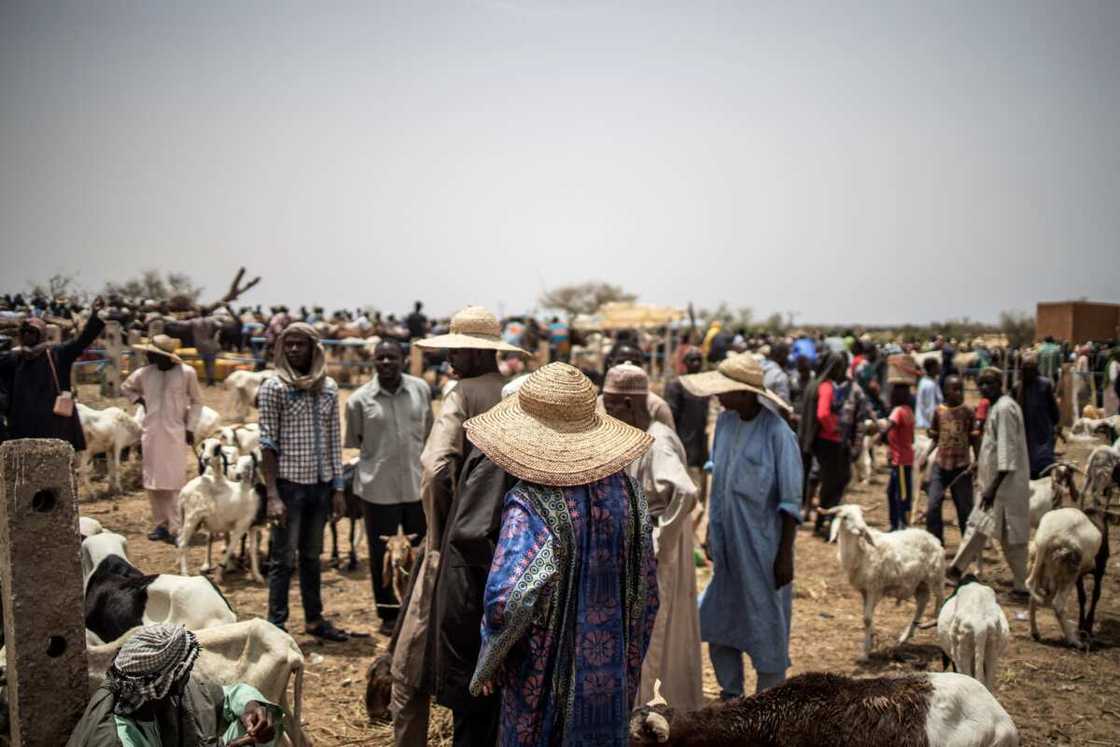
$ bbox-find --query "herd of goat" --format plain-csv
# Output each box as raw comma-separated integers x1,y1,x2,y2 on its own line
23,378,1120,745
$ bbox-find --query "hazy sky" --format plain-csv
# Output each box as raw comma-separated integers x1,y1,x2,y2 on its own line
3,1,1118,325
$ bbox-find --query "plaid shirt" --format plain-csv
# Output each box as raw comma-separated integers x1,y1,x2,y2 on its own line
258,375,344,489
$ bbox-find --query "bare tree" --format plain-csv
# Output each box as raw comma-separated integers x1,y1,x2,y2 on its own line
999,310,1036,348
28,272,79,298
539,282,637,318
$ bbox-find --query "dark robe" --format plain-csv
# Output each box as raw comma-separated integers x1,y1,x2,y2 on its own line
0,314,104,450
664,379,709,468
431,442,516,712
1019,376,1060,478
67,679,228,747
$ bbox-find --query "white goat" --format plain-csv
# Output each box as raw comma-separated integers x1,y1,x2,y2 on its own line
1028,462,1078,531
178,447,264,583
1081,444,1119,507
219,423,261,454
76,402,142,494
225,369,273,421
936,578,1009,691
826,504,945,657
1026,507,1102,648
78,516,104,540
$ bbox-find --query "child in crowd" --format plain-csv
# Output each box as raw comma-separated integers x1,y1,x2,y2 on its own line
882,382,915,530
923,375,977,544
915,358,942,428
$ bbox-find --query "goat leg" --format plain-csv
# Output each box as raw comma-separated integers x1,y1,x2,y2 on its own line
861,591,877,659
900,585,929,647
1029,596,1041,641
1083,535,1109,644
249,528,265,583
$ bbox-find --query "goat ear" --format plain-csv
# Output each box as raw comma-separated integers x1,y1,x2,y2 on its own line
860,527,877,547
647,679,667,708
378,535,391,542
381,553,392,588
819,506,841,516
406,533,419,542
828,518,842,543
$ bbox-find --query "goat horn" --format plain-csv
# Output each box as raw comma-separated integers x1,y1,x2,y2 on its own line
647,679,668,708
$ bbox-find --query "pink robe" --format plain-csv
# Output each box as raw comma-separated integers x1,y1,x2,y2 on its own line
122,364,203,491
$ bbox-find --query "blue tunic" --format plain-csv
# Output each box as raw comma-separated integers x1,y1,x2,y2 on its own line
700,408,803,673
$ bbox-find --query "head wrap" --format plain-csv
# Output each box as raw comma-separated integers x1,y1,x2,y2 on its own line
274,322,327,391
603,362,649,397
106,625,200,715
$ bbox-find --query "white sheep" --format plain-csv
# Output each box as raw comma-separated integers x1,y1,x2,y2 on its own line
178,444,265,583
825,504,945,658
219,423,261,454
76,402,142,494
936,577,1009,691
225,368,273,421
78,516,104,540
1026,507,1102,648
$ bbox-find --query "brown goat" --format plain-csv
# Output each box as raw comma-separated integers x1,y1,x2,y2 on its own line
379,526,418,605
364,652,392,722
630,672,1019,746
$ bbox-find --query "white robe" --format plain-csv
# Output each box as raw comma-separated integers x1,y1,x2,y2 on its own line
122,364,202,491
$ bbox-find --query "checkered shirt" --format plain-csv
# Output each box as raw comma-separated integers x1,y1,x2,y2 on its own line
258,375,344,489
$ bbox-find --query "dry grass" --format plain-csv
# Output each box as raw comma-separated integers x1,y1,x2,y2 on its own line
75,382,1120,746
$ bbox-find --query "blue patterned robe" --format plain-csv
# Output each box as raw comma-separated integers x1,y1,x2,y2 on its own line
470,472,658,747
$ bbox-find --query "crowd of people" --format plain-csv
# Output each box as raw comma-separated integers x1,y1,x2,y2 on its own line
1,288,1119,746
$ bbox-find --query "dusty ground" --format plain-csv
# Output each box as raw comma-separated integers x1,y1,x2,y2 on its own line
75,380,1120,746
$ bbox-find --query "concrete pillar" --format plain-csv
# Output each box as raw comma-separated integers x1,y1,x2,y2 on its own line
409,344,423,378
126,329,142,377
0,439,89,746
101,321,123,398
1058,362,1075,427
536,338,549,371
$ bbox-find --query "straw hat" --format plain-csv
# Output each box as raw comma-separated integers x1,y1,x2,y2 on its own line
414,306,526,353
679,353,791,413
465,362,653,487
132,334,183,364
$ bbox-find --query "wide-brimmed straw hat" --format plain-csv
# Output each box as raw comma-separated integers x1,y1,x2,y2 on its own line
679,353,791,413
414,306,526,353
465,362,653,487
132,334,183,364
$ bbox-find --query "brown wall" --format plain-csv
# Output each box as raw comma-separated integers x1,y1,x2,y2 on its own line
1035,302,1120,342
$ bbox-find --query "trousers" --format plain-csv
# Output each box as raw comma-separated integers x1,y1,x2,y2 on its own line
390,679,430,747
926,464,974,544
952,518,1028,592
361,500,427,625
267,479,330,627
709,643,786,698
147,489,180,533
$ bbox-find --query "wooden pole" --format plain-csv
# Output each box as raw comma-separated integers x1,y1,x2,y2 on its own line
409,344,423,378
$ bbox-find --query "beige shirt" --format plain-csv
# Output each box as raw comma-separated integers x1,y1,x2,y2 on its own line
345,374,432,505
978,395,1031,545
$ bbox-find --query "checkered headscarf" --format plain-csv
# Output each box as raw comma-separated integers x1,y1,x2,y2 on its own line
106,625,201,715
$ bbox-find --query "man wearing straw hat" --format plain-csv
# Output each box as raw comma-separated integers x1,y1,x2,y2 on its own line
603,363,703,713
681,354,802,697
122,334,203,543
465,362,658,747
389,305,522,747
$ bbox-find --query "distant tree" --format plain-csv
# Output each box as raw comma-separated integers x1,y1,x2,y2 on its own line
104,270,203,303
697,303,753,330
539,282,637,318
28,272,80,299
999,310,1036,348
763,312,785,334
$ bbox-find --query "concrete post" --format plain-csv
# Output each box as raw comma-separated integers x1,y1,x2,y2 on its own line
0,439,89,746
101,321,123,398
126,329,142,378
536,338,549,371
409,344,423,378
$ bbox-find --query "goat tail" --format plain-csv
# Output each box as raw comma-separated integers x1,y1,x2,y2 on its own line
973,628,988,687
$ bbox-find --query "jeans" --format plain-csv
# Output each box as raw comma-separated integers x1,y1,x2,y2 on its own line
887,464,913,531
267,479,330,627
709,643,786,698
927,464,974,545
361,500,426,624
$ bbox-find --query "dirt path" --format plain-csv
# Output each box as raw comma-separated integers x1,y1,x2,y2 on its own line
76,383,1120,746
